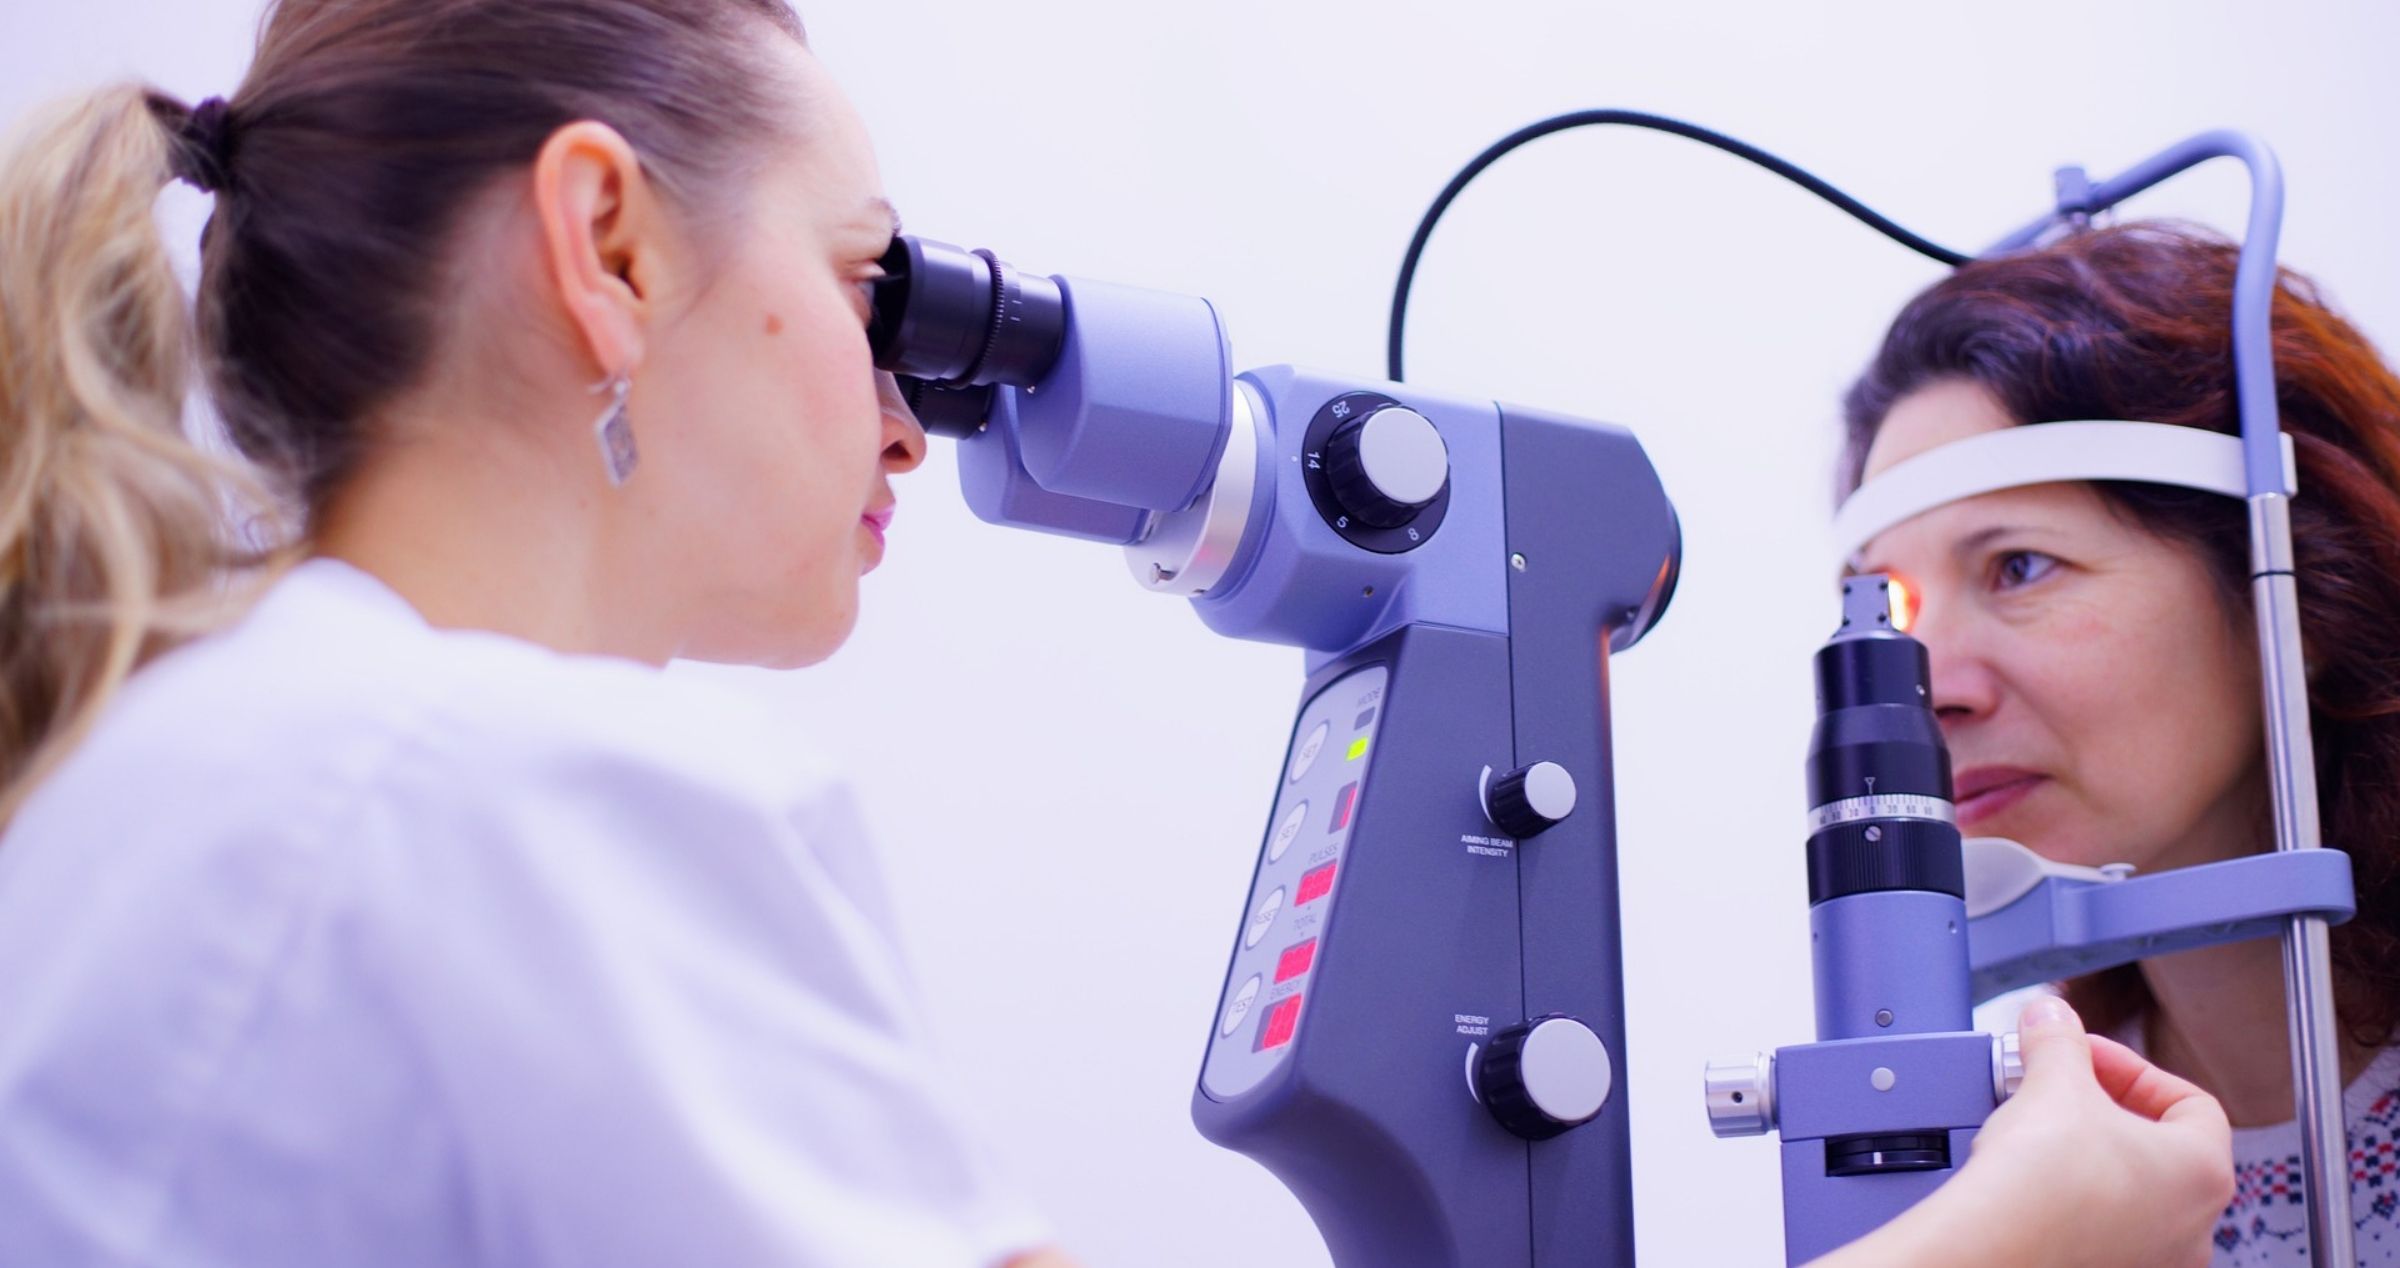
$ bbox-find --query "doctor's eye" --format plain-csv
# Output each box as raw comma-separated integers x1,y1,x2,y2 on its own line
850,258,892,320
1992,550,2060,590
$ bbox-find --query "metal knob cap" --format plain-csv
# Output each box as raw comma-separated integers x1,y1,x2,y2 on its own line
1485,761,1578,839
1704,1053,1776,1137
1993,1030,2024,1102
1477,1015,1614,1140
1325,407,1448,528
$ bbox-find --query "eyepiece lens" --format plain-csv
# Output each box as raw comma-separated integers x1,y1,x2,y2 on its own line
866,234,1067,391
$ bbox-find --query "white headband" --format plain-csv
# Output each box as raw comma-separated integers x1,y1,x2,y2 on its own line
1831,420,2294,565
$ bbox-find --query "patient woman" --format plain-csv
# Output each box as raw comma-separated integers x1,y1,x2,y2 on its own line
0,0,2234,1263
1839,222,2400,1266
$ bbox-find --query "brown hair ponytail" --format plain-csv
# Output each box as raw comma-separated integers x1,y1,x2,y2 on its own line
0,0,810,820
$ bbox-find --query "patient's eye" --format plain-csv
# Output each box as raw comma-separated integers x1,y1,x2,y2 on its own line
1993,550,2058,590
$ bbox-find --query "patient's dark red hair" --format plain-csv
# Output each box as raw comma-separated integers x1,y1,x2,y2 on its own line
1843,221,2400,1046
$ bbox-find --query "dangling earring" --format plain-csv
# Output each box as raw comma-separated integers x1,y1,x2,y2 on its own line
591,372,638,486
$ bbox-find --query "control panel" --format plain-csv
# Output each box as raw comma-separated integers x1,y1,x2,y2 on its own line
1202,664,1390,1099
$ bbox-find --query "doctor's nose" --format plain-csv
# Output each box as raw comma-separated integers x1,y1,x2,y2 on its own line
876,372,930,476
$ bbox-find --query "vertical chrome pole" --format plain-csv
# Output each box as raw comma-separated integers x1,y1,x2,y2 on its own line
1998,132,2354,1264
2251,495,2354,1268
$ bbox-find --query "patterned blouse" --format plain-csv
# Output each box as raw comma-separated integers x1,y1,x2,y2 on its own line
1975,988,2399,1267
2212,1044,2400,1266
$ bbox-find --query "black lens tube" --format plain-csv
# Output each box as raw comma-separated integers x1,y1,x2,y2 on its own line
869,236,1068,391
1803,575,1963,905
897,378,995,441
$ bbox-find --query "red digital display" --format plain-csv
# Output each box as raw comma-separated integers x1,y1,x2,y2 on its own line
1274,937,1318,983
1329,781,1359,831
1296,861,1337,905
1257,994,1303,1050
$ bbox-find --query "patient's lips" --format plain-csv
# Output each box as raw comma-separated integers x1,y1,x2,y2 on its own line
1954,765,2045,829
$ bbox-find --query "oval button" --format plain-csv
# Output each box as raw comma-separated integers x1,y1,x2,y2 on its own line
1244,887,1286,949
1288,722,1330,784
1268,801,1309,862
1222,974,1263,1037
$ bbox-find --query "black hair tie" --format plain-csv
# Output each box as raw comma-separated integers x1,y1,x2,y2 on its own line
172,96,235,194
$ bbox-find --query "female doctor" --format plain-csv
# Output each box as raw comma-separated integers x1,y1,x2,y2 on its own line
0,0,2231,1263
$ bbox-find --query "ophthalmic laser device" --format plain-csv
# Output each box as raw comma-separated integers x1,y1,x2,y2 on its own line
864,115,2359,1266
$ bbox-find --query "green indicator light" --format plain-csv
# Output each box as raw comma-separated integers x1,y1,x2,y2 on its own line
1346,736,1370,762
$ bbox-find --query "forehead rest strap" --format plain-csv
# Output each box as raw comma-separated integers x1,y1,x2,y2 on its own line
1831,420,2291,565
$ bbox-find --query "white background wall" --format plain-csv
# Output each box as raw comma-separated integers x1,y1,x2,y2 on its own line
8,2,2400,1264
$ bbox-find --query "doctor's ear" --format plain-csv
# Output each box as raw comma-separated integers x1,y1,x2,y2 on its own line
531,120,667,380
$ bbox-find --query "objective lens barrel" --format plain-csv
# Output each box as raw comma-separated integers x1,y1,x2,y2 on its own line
1804,577,1963,905
1804,575,1972,1043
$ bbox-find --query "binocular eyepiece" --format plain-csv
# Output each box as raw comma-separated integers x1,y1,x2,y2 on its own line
869,235,1068,437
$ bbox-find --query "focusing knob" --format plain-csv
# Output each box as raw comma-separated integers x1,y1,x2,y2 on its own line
1485,762,1578,839
1325,407,1449,528
1993,1031,2024,1102
1476,1015,1613,1140
1704,1053,1777,1137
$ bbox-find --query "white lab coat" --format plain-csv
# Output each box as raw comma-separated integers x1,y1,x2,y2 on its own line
0,559,1045,1267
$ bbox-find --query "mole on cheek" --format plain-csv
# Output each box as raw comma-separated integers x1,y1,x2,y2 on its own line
763,313,785,336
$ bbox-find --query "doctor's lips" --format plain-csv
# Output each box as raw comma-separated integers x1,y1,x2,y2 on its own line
862,504,896,547
1953,766,2044,826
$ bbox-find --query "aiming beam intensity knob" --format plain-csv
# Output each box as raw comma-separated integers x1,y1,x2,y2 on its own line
1477,1015,1613,1140
1485,761,1578,839
1324,407,1449,528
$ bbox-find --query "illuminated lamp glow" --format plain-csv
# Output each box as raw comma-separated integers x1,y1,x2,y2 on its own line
1887,576,1919,633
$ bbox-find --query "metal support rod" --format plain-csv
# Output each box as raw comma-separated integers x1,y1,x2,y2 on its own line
2254,509,2355,1268
1992,134,2353,1265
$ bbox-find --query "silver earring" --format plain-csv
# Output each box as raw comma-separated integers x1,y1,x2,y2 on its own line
591,372,638,486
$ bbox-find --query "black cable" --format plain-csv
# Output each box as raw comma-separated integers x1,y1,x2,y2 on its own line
1388,109,1972,383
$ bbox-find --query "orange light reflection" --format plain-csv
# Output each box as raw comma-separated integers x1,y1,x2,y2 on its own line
1887,576,1919,633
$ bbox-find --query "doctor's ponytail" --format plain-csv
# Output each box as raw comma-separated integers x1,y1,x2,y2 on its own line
0,0,813,820
0,88,272,821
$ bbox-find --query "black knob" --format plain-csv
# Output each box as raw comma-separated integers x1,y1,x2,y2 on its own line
1325,407,1449,528
1485,761,1578,839
1477,1015,1614,1140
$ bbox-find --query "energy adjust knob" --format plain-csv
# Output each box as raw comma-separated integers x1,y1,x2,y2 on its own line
1324,407,1449,528
1477,1015,1613,1140
1485,762,1578,839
